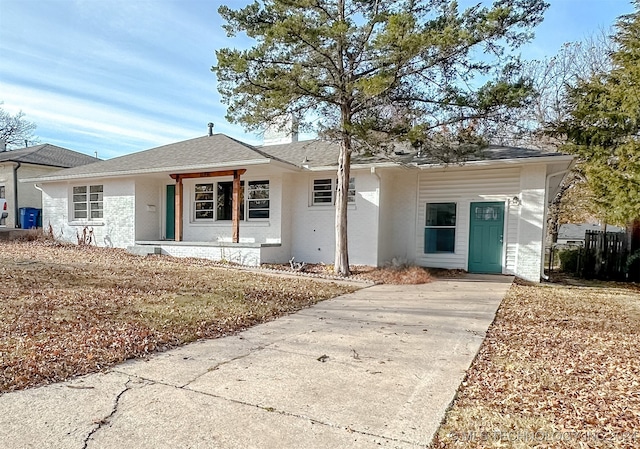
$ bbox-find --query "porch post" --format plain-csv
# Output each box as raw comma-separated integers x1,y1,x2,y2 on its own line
232,169,240,243
175,175,183,242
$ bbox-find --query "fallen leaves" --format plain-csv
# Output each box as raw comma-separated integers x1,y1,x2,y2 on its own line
0,241,356,392
261,262,434,284
433,281,640,449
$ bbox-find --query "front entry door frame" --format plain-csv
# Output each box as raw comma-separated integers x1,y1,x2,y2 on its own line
165,184,175,240
468,201,506,274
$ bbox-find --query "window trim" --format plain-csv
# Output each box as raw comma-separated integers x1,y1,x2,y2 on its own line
424,202,457,254
71,184,103,222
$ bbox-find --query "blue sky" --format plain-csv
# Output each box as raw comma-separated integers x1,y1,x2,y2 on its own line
0,0,635,159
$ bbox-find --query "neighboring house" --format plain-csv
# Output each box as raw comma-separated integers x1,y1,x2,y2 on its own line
27,133,573,282
0,144,98,228
557,223,625,245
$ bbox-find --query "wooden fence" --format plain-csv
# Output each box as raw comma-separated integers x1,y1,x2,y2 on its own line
582,230,628,280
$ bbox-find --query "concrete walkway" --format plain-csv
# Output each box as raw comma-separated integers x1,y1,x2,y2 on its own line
0,275,512,449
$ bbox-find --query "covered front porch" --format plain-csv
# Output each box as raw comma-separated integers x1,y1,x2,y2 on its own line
170,168,246,243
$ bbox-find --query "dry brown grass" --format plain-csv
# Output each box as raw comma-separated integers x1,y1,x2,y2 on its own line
351,265,433,284
0,241,356,392
432,281,640,448
261,262,435,284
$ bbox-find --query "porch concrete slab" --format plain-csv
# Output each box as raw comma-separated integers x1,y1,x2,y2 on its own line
0,275,512,449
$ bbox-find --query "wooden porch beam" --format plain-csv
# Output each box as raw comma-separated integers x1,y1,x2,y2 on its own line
170,169,246,180
232,170,240,243
175,177,183,242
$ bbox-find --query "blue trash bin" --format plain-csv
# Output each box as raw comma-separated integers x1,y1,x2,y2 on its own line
19,207,39,229
36,208,42,228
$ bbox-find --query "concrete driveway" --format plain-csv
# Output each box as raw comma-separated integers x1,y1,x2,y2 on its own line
0,275,512,449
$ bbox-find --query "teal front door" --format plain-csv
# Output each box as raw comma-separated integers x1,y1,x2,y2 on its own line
166,185,175,240
468,202,504,274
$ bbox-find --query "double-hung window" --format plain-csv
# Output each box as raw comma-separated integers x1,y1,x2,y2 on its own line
312,178,356,205
73,185,103,220
424,203,456,253
247,181,269,219
312,179,333,205
194,183,215,219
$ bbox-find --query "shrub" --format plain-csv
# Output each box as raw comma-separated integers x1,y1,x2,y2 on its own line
559,248,582,273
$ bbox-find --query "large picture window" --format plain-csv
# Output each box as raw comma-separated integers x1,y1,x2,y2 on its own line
424,202,456,253
72,185,103,220
217,181,244,221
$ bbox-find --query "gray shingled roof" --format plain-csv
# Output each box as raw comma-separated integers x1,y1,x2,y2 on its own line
261,141,570,168
257,140,340,168
33,134,288,181
0,144,98,168
28,134,573,182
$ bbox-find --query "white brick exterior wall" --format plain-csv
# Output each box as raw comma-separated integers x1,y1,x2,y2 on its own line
287,169,380,265
377,169,418,265
159,244,262,266
43,178,135,247
135,179,162,241
516,164,547,281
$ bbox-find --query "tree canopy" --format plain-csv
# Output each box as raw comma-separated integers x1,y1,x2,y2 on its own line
552,3,640,224
213,0,549,274
0,103,37,150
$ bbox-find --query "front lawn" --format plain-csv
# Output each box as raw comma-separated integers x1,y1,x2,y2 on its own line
432,281,640,448
0,241,356,392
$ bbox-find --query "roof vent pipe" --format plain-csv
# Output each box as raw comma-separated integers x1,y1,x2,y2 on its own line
207,122,214,136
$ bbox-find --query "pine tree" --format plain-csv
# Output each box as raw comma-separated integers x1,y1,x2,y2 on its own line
213,0,548,275
554,3,640,224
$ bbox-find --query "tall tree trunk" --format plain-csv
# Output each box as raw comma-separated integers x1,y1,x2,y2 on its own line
334,0,350,277
334,135,351,276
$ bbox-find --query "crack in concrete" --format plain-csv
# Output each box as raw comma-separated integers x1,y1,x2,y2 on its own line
178,347,265,388
82,379,132,449
109,372,426,447
184,387,430,448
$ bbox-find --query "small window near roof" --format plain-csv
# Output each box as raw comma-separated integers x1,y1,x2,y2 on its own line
313,178,333,205
312,178,356,205
424,202,456,253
